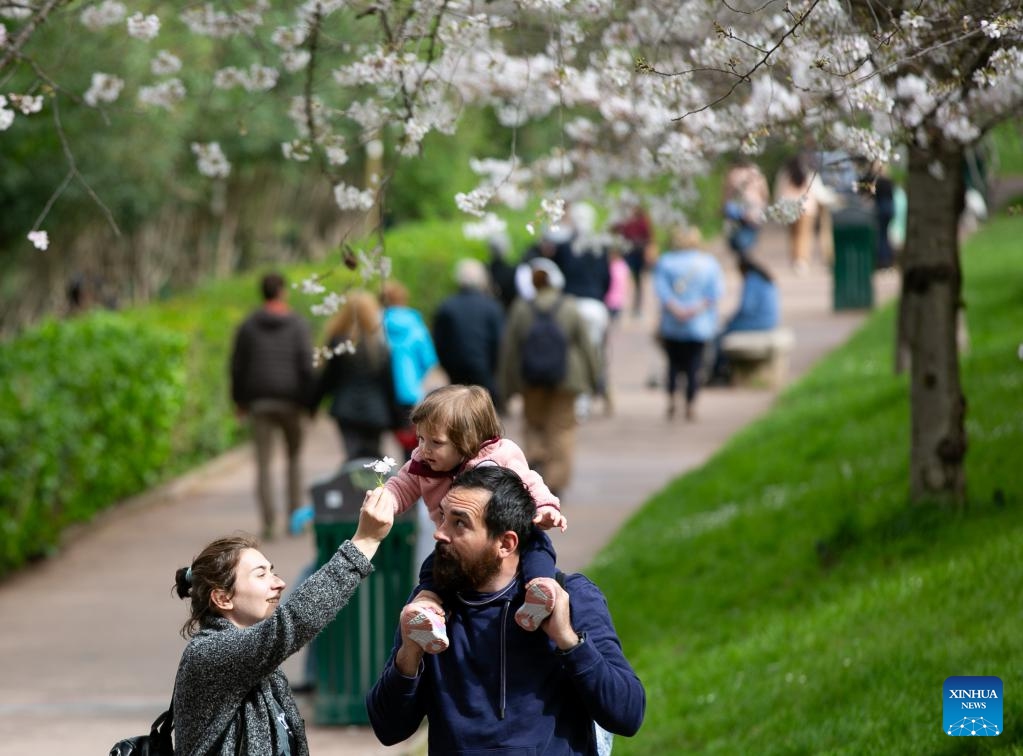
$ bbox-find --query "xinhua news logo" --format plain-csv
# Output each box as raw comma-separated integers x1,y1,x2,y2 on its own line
944,676,1002,736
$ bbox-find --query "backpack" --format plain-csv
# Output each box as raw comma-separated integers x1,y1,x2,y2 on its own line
520,297,568,386
110,690,249,756
109,704,173,755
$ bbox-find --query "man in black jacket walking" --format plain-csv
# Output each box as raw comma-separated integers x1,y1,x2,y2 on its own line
230,272,313,539
433,259,504,410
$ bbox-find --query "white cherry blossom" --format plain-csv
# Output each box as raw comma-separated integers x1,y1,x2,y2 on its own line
83,73,124,107
7,94,43,115
126,13,160,41
151,51,182,76
333,184,375,212
80,1,126,31
138,79,186,110
27,230,49,250
365,456,397,485
191,142,231,178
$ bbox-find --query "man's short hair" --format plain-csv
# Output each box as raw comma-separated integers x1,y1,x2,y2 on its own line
450,465,535,549
454,258,489,290
261,272,286,301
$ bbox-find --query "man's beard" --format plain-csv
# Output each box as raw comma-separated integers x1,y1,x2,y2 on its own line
433,543,501,593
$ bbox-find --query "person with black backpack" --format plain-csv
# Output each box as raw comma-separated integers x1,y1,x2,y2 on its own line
498,257,600,496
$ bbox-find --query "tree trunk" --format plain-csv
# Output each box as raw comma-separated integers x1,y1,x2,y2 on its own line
901,144,967,504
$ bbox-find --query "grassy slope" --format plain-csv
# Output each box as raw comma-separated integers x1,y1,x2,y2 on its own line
590,215,1023,755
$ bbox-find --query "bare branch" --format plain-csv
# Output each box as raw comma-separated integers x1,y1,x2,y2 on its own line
719,0,784,15
34,95,122,236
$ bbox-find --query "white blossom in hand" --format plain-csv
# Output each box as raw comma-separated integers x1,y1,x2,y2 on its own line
365,456,397,486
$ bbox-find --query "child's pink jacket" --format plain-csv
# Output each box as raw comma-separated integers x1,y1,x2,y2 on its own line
384,437,560,524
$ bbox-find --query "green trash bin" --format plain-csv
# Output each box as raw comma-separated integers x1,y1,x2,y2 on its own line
831,199,876,310
310,458,417,725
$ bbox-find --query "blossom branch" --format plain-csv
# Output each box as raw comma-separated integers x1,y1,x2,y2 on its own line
666,0,824,121
0,0,70,74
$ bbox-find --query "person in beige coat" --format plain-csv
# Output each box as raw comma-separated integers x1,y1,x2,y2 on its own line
498,257,600,495
774,153,837,273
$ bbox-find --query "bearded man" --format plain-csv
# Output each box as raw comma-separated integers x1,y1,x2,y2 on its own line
367,464,645,755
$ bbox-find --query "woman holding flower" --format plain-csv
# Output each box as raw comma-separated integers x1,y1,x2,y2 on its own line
170,487,393,755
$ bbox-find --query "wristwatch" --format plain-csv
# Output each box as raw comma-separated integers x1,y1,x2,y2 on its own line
555,631,586,655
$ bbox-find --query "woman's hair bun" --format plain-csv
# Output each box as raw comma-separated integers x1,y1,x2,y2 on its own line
174,566,191,599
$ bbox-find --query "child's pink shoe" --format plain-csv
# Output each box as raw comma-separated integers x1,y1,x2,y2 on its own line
514,578,557,631
401,606,449,653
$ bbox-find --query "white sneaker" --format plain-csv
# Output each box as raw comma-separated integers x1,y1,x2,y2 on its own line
401,606,449,653
514,578,557,631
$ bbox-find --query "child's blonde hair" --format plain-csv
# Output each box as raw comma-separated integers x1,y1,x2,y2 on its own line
410,385,502,460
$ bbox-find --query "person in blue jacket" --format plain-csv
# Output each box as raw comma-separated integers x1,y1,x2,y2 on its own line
381,279,438,458
367,464,645,755
709,257,780,384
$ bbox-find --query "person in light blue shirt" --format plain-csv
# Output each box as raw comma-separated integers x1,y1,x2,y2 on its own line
709,257,780,383
653,227,724,420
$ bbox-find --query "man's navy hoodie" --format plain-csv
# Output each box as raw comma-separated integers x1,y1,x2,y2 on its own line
367,573,645,754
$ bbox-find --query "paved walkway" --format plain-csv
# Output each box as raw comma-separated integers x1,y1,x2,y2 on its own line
0,223,897,756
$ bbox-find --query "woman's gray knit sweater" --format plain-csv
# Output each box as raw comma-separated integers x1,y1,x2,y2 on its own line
172,540,373,756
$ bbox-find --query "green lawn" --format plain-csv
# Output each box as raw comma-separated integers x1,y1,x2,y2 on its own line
590,214,1023,755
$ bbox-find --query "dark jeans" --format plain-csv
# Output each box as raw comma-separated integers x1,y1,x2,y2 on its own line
662,338,706,404
710,331,729,382
625,245,646,314
876,207,895,268
336,420,384,461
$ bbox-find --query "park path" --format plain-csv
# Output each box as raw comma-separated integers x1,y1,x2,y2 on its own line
0,222,897,756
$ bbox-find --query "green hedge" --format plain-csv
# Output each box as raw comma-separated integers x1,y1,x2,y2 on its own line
0,313,187,574
0,222,487,577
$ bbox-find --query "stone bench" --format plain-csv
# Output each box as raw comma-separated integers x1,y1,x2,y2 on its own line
720,327,795,389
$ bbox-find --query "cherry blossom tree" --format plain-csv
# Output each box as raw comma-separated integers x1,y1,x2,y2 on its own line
3,0,1022,503
713,0,1021,504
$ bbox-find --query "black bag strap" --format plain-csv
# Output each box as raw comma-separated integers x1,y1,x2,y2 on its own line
235,693,248,755
209,686,254,756
151,702,174,741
